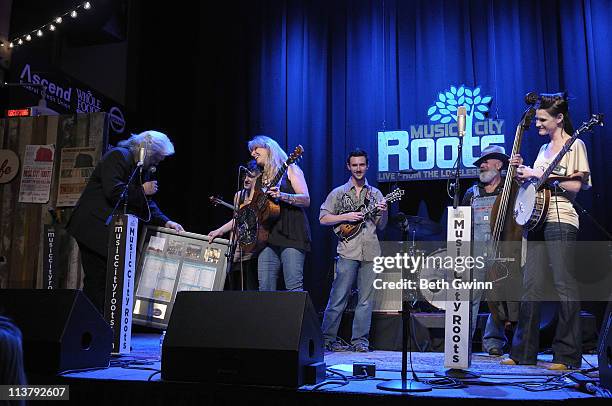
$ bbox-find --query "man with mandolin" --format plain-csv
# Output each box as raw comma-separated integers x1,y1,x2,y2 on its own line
319,149,389,352
502,92,593,371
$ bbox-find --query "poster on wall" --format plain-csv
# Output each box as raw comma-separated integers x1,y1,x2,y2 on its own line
56,147,98,207
18,144,55,204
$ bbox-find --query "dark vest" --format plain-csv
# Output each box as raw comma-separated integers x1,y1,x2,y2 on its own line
267,174,311,251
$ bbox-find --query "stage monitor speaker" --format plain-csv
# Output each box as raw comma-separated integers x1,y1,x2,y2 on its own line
161,291,324,387
0,289,113,374
598,302,612,390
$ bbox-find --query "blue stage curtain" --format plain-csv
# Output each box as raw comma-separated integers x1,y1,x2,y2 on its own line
224,0,610,298
133,0,611,307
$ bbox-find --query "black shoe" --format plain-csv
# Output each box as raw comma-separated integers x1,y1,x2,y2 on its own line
352,342,369,352
488,348,503,356
325,341,350,352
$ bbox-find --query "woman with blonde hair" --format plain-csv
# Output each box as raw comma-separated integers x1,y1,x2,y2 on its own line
248,135,311,291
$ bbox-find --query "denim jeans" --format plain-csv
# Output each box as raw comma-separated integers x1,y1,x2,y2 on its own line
471,266,508,352
257,245,305,291
510,222,581,368
321,258,376,346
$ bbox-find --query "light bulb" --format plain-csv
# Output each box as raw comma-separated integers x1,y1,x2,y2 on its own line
25,34,32,41
37,30,43,37
70,10,78,18
49,24,56,31
55,17,63,24
84,2,92,10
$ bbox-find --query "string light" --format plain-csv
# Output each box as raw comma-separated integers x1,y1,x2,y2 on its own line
9,1,93,49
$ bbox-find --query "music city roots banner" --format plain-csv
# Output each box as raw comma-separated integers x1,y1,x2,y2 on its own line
105,214,138,354
18,144,55,203
378,85,506,182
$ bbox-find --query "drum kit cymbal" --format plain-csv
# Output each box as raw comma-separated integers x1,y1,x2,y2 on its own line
391,212,443,239
389,212,447,310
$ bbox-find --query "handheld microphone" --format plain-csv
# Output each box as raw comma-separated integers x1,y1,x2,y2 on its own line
457,106,467,137
146,166,157,183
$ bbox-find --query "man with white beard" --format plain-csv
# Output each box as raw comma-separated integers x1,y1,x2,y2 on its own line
461,145,518,356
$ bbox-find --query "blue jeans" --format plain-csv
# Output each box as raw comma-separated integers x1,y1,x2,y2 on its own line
321,258,376,346
257,246,305,291
471,267,508,352
510,222,581,368
482,314,507,352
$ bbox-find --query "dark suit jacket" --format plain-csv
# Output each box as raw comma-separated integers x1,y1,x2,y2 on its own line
66,147,169,257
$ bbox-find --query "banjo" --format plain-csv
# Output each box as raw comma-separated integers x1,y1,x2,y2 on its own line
513,114,603,230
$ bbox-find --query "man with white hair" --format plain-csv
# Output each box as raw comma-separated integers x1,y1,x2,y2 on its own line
67,130,184,312
461,145,519,356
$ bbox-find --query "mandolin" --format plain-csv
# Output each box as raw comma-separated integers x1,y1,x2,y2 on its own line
334,188,404,242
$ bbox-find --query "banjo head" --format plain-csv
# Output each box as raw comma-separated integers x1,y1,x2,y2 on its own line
513,181,537,226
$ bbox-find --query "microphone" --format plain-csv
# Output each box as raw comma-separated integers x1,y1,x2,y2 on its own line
525,91,539,105
137,142,146,167
457,106,467,137
146,166,157,182
239,166,256,177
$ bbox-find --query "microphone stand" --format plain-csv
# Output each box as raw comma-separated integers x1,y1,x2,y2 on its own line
452,136,464,209
106,163,143,226
377,238,431,393
225,167,244,290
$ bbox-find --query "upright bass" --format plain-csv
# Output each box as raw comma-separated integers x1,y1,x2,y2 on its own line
486,96,537,324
